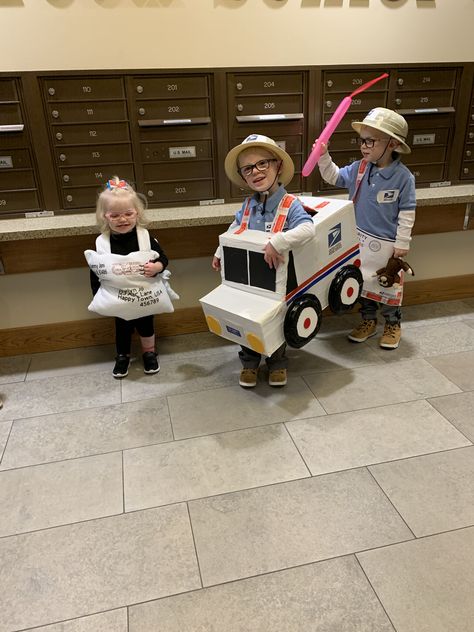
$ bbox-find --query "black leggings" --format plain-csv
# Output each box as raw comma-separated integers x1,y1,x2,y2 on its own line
115,315,154,355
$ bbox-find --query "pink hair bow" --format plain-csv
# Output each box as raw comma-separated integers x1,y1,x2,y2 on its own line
106,179,128,190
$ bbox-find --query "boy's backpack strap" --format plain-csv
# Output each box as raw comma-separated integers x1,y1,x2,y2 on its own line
270,193,295,233
233,197,252,234
352,159,368,204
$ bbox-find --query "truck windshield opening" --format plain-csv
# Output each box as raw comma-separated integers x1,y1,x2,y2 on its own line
223,246,276,292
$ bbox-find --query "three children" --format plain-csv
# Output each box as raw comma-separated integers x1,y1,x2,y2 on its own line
91,109,413,383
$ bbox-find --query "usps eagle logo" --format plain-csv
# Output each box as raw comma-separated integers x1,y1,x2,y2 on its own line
328,223,342,255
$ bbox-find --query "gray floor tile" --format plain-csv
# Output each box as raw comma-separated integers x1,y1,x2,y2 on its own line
23,609,127,631
0,505,200,632
0,372,121,422
129,556,395,632
0,398,172,470
158,331,234,359
286,400,470,475
121,348,238,402
188,469,413,586
428,391,474,442
357,527,474,632
167,378,326,440
426,349,474,391
0,452,123,537
0,421,11,463
400,300,474,328
26,345,115,381
368,321,474,361
1,299,474,630
0,354,30,385
369,446,474,536
124,424,309,511
288,333,385,375
303,358,460,414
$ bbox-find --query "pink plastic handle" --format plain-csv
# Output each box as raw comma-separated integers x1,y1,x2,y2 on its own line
302,72,389,178
302,96,352,177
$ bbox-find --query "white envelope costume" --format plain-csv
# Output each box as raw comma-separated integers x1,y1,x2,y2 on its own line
85,226,179,321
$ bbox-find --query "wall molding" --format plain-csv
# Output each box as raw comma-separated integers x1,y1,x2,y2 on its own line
1,275,473,357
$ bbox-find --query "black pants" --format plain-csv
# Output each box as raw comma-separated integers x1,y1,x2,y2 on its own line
115,315,154,355
239,343,288,370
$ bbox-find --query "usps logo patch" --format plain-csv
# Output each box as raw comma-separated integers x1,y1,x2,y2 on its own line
328,223,342,255
377,189,399,203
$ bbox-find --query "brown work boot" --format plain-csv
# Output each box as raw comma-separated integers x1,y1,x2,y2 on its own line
380,323,401,349
268,368,287,387
239,368,258,388
347,319,377,343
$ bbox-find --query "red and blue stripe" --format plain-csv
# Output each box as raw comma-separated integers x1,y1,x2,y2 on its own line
286,244,360,304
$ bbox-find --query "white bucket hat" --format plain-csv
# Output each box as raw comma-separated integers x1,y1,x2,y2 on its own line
352,108,411,154
224,134,295,189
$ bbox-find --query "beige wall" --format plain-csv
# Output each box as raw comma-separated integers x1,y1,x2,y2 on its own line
1,0,473,72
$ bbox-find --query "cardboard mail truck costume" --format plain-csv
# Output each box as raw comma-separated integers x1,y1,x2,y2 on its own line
200,196,362,357
85,226,178,321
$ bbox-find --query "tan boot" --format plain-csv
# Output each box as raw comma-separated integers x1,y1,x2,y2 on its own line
269,368,287,387
380,323,401,349
239,368,258,388
348,319,377,343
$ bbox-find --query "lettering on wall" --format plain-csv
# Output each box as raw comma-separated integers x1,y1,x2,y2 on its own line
39,0,434,7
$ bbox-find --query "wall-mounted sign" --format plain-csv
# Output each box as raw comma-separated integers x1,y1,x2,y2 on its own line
413,133,436,145
169,146,196,159
0,156,13,169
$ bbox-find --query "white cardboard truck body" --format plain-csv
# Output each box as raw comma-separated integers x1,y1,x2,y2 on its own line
200,196,362,356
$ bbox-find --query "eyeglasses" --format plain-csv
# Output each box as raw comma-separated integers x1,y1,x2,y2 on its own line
106,210,137,221
357,137,386,148
238,158,279,178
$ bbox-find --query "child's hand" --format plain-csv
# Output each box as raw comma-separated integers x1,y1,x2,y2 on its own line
143,260,164,277
212,256,221,271
393,248,408,258
263,242,284,270
312,141,328,155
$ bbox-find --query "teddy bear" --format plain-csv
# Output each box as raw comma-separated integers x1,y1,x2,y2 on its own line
375,256,415,288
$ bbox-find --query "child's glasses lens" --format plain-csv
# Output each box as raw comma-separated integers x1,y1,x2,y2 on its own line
107,211,136,221
357,137,377,148
239,158,278,178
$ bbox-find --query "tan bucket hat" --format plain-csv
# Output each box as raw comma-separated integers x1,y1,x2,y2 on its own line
224,134,295,189
351,107,411,154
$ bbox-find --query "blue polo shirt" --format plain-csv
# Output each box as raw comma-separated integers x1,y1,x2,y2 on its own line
336,159,416,241
234,185,312,232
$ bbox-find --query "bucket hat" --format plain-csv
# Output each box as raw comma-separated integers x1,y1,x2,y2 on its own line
351,108,411,154
224,134,295,189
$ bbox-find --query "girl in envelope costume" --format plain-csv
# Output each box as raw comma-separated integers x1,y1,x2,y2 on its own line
318,107,416,349
85,177,177,378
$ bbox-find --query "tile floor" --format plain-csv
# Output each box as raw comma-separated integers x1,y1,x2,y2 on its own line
1,298,474,631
